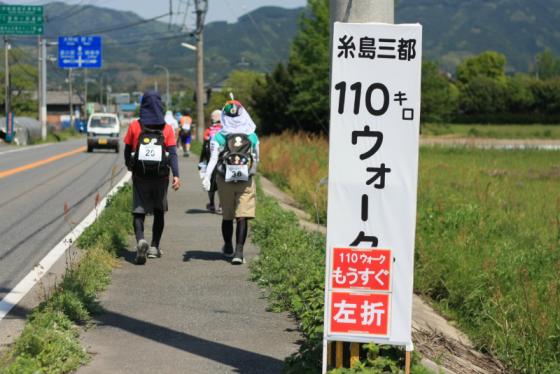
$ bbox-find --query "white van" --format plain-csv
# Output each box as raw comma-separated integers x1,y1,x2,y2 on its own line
86,113,120,153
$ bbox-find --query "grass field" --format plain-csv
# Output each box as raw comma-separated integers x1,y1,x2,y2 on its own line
422,123,560,139
260,132,560,373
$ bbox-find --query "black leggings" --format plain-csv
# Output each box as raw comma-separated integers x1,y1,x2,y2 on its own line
133,211,164,248
221,218,248,247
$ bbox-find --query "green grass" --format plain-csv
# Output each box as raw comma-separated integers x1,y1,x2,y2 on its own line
31,127,84,145
250,184,430,373
0,184,133,374
421,123,560,139
259,133,560,373
189,139,202,156
415,147,560,373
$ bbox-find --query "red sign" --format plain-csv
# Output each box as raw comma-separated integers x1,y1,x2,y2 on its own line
331,248,391,291
329,291,390,336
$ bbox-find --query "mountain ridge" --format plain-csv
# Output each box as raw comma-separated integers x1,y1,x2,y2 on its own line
2,1,559,91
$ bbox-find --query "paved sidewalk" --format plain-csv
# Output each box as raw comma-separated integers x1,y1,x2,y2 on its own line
79,155,300,374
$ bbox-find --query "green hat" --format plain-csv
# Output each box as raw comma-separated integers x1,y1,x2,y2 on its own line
223,100,242,117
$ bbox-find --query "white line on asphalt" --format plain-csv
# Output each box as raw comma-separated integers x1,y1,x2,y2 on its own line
0,171,132,322
0,143,60,156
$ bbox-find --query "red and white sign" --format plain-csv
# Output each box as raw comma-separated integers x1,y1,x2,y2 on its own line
330,291,390,337
331,248,392,292
324,22,422,350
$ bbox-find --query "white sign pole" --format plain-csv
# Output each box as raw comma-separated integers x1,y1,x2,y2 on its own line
323,22,422,372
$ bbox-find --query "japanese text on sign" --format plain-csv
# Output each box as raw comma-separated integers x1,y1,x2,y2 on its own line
331,248,391,291
337,35,417,61
330,292,390,336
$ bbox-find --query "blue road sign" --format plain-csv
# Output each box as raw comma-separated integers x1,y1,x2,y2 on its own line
58,36,102,69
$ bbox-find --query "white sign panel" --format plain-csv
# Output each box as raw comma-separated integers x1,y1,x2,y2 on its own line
324,22,422,348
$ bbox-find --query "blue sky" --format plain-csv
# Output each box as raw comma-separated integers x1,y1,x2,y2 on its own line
8,0,307,24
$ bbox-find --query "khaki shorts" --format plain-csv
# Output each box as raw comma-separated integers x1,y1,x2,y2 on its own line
216,174,256,220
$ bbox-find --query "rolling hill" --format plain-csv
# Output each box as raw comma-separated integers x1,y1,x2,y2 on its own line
2,0,560,92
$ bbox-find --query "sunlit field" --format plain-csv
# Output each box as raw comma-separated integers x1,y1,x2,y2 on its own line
260,132,560,372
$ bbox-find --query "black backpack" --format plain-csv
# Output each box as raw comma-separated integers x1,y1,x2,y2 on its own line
133,123,169,179
217,133,253,182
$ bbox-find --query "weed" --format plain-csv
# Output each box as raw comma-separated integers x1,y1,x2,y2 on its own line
0,184,133,373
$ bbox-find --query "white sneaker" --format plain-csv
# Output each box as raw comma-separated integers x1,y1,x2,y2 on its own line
136,239,149,265
147,246,161,258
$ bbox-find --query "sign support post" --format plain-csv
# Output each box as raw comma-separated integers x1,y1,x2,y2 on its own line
4,36,9,122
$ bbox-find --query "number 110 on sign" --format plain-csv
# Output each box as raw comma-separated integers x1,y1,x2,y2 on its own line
334,81,390,116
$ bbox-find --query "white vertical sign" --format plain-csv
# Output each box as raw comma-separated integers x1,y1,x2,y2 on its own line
324,22,422,352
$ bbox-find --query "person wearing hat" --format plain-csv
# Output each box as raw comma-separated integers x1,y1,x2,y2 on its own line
199,109,223,213
124,91,181,264
202,100,259,264
178,109,193,157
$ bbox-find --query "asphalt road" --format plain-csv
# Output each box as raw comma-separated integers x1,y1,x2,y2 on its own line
0,137,127,301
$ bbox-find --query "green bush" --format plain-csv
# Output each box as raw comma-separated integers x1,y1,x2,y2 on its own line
1,310,88,374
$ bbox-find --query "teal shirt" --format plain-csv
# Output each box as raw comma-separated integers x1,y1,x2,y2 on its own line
213,132,259,148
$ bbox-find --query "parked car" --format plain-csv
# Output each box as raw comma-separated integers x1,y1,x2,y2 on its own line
86,113,120,152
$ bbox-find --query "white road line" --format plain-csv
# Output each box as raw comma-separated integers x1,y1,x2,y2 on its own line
0,171,132,322
0,143,60,156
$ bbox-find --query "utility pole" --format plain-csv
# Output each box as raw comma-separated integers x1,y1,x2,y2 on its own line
194,0,208,142
37,37,41,120
4,37,10,119
83,69,87,108
68,68,74,129
326,4,395,373
106,85,111,111
154,64,170,109
38,38,47,140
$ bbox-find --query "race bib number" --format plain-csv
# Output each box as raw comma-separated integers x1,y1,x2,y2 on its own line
225,164,249,182
138,143,162,162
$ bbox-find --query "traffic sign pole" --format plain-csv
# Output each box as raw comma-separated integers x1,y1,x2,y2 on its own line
4,36,9,121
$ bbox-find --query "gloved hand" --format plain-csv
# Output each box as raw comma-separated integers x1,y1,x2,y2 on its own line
202,178,211,191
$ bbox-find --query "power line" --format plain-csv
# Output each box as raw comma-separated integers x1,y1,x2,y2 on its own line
104,33,186,47
46,0,89,22
10,52,38,81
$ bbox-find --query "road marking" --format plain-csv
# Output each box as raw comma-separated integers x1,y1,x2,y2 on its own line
0,171,132,322
0,143,53,156
0,146,86,179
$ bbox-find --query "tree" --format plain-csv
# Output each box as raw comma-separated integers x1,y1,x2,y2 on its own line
205,69,264,126
535,49,560,79
459,76,507,115
529,77,560,115
287,0,330,133
252,63,299,134
421,61,458,122
505,74,535,113
0,48,38,117
456,51,507,85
